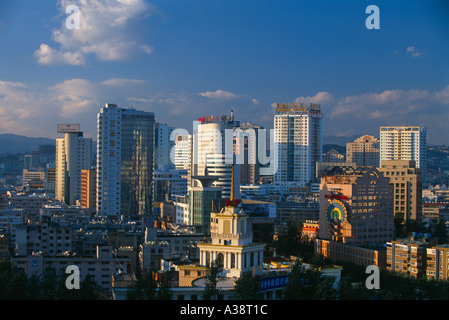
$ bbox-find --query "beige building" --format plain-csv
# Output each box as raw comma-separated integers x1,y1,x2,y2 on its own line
426,245,449,280
80,169,96,210
315,239,386,268
386,238,431,278
197,198,265,278
380,126,427,185
56,124,92,205
22,169,45,183
378,160,423,227
346,135,380,167
319,167,394,245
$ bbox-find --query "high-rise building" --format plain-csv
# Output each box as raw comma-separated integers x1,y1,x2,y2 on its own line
55,124,92,205
380,126,427,184
153,166,188,202
196,167,265,278
155,122,175,170
173,134,193,187
378,160,423,232
318,166,394,245
96,104,155,221
81,168,96,210
235,122,263,185
346,135,380,167
274,102,323,189
193,112,240,199
188,173,222,234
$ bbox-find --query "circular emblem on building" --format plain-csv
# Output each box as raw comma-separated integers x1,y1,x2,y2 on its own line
325,199,348,223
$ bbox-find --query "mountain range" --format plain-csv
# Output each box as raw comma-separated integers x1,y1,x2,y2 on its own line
0,134,55,154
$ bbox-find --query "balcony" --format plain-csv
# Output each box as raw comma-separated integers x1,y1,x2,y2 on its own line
211,232,253,240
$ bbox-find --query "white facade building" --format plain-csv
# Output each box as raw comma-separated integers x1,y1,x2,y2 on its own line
380,126,427,184
193,116,240,199
173,134,193,187
274,102,323,189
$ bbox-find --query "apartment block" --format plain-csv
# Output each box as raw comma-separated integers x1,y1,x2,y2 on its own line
380,126,427,184
386,238,431,278
346,135,380,167
378,160,422,226
274,102,323,188
12,246,130,296
426,245,449,280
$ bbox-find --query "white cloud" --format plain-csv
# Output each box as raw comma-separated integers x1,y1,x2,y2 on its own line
49,79,100,116
101,78,148,87
199,89,238,99
35,0,154,66
294,91,335,106
406,46,424,58
323,86,449,143
1,77,447,145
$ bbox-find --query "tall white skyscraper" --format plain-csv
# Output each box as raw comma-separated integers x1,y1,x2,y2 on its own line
55,124,92,205
193,112,240,199
380,125,427,183
273,102,323,189
96,104,155,220
173,134,193,187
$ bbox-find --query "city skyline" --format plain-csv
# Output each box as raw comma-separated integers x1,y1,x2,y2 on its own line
0,0,448,145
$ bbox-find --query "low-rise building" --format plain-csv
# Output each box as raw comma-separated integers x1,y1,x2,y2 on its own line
12,246,130,296
315,238,386,268
386,237,431,278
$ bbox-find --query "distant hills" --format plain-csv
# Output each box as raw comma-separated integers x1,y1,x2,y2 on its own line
0,133,355,154
323,135,360,146
0,134,55,154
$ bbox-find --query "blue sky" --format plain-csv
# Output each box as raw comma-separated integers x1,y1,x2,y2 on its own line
0,0,448,144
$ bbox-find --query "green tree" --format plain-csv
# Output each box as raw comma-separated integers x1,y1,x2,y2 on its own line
338,275,373,300
156,272,173,300
313,275,337,300
40,266,59,300
127,273,157,300
282,260,322,300
79,274,102,300
4,268,28,299
203,260,223,300
25,274,42,300
0,259,13,299
434,219,448,244
234,270,262,300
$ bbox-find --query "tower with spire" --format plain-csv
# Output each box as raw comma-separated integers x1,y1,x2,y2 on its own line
197,164,265,278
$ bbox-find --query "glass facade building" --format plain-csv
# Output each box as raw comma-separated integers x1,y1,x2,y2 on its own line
97,104,155,220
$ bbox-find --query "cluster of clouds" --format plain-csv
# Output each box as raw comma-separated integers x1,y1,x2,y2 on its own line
1,0,447,145
0,77,448,144
290,87,449,142
34,0,154,66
